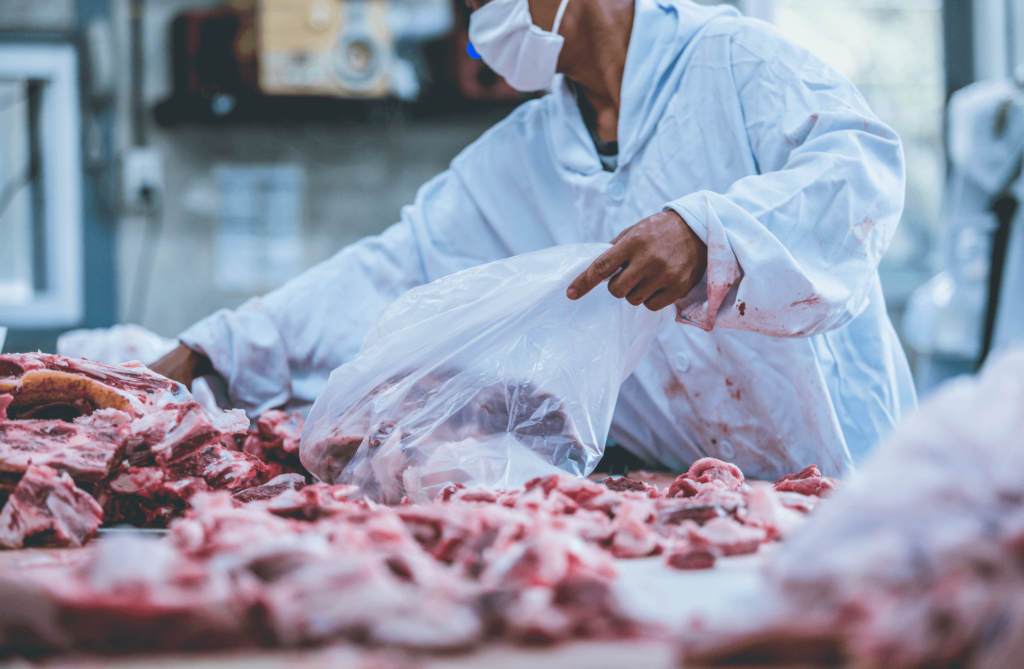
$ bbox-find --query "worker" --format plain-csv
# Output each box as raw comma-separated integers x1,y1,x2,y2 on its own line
152,0,916,480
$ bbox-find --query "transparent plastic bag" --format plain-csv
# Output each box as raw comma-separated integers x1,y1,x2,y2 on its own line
300,244,669,503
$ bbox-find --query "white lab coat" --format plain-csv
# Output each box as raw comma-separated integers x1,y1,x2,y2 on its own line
181,0,916,480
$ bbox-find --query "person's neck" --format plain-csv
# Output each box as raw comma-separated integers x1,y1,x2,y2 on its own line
558,0,634,143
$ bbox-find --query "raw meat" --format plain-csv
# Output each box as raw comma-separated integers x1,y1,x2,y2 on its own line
772,464,840,497
601,476,663,498
0,353,187,417
0,417,130,482
0,464,103,548
666,457,747,499
683,348,1024,669
232,473,306,504
0,454,834,655
0,353,251,529
129,401,249,467
0,472,17,507
241,409,305,483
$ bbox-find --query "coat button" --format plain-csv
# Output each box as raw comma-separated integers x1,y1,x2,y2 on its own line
607,181,625,202
718,439,735,459
674,353,690,372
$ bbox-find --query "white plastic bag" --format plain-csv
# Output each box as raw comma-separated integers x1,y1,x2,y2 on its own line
300,244,669,503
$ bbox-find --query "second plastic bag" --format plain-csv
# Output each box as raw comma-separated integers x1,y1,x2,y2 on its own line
300,243,670,503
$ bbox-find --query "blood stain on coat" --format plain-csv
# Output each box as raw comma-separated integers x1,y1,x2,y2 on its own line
852,217,876,244
738,301,746,316
663,375,686,399
791,295,822,308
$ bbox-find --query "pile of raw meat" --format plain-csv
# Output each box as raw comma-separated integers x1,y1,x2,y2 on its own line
0,353,304,546
0,351,844,656
683,347,1024,669
0,458,836,655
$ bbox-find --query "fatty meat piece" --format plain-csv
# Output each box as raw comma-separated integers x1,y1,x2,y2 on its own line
666,457,747,499
131,401,249,467
233,473,307,503
241,409,306,483
0,454,838,656
264,482,361,520
22,534,261,653
165,443,266,492
243,409,302,457
0,353,253,528
605,497,662,558
601,476,663,498
0,352,188,417
0,464,103,549
0,416,130,482
773,464,841,497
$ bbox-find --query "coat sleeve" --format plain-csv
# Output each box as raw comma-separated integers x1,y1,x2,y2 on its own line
179,168,497,416
664,27,905,337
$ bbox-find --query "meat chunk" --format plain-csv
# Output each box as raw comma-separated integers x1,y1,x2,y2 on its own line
0,417,129,482
0,453,834,656
773,464,841,497
241,409,306,483
166,443,266,492
0,464,103,548
0,353,187,417
0,353,255,529
130,402,249,467
666,458,747,499
601,476,663,498
233,473,307,504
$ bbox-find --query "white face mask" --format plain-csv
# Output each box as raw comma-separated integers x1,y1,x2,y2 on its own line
469,0,572,92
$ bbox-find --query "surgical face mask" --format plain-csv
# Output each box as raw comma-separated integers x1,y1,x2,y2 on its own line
469,0,571,92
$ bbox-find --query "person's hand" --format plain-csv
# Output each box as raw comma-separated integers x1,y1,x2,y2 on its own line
149,343,214,389
567,210,708,311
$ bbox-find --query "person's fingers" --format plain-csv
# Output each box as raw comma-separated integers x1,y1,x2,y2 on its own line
606,262,645,299
567,242,633,300
644,288,681,312
625,276,662,306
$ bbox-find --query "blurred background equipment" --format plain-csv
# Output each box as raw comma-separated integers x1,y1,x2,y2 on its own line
904,69,1024,391
156,0,467,122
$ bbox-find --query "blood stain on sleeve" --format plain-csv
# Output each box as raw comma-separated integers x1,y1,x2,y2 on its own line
852,217,875,244
737,302,746,316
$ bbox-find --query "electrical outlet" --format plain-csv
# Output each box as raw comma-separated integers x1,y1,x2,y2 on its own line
122,147,163,213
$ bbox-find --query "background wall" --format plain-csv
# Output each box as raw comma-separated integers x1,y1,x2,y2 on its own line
119,114,504,335
3,0,1020,364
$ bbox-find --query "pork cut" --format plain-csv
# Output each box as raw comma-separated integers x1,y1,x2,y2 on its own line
241,409,304,483
0,464,103,549
0,353,188,418
0,353,251,529
0,455,835,655
0,417,129,482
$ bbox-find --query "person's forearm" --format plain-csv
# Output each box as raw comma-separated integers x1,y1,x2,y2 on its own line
149,343,214,389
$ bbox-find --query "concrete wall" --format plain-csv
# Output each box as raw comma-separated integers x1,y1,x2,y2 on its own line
122,115,501,338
